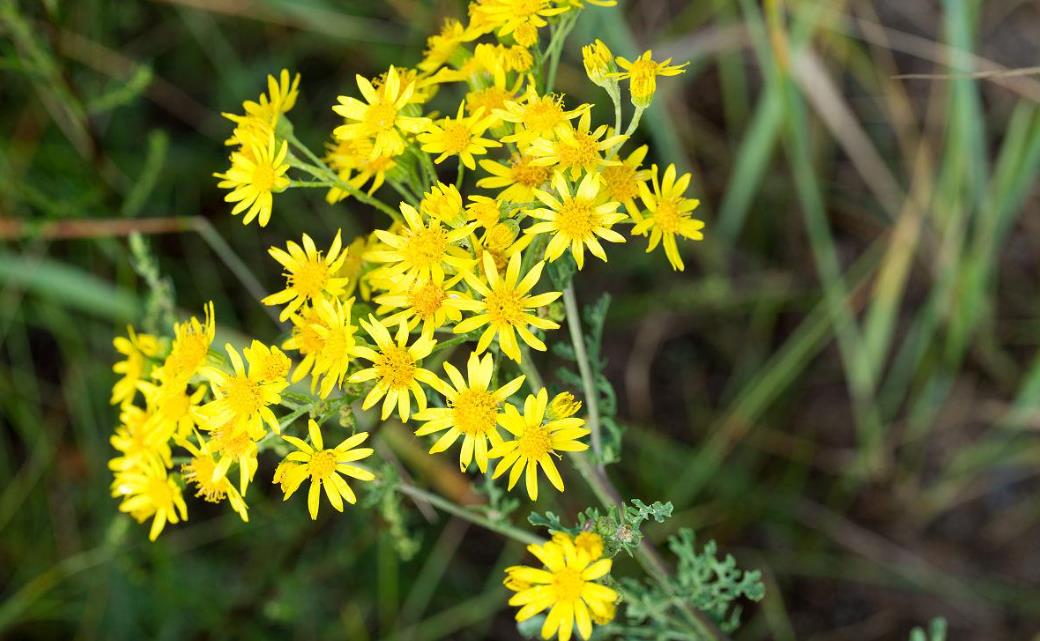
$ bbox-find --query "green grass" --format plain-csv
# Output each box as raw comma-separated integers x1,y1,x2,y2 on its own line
3,0,1040,639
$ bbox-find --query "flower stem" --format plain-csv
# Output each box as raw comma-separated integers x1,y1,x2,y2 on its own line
562,283,603,466
393,481,543,546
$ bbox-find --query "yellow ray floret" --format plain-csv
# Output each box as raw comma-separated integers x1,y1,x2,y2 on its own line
214,131,290,228
419,102,502,169
633,163,704,271
112,326,163,406
262,231,350,321
180,430,249,522
365,202,477,289
349,316,442,421
414,351,525,473
332,66,430,159
111,456,188,541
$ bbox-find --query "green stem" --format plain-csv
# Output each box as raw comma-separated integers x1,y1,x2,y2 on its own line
393,482,542,546
562,284,602,465
455,162,465,190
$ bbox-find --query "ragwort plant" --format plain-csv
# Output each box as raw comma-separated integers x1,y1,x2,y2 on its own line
106,1,761,639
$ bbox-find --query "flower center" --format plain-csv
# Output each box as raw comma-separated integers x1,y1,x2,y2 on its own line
511,156,549,188
630,58,658,81
556,199,595,239
213,426,252,457
402,225,448,269
602,164,637,202
376,345,416,389
452,388,498,436
308,449,337,479
143,477,175,512
410,281,446,319
183,456,226,502
366,100,399,131
441,122,474,154
524,100,564,134
258,352,290,382
323,327,354,365
289,258,330,299
294,316,328,355
224,375,264,417
485,286,523,325
468,87,509,115
517,423,552,459
557,132,599,169
166,334,209,380
654,198,683,233
251,163,277,192
552,568,586,603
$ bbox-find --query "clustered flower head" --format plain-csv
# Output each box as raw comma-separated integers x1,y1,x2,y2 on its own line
112,1,701,638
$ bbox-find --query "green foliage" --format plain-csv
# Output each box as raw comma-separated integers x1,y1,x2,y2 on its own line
619,528,764,636
909,618,948,641
529,499,673,557
128,232,174,334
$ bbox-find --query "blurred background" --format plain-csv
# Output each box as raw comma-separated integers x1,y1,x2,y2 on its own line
3,0,1040,639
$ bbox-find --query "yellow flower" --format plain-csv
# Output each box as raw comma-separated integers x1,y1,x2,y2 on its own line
365,202,476,289
112,326,162,406
214,131,290,227
375,271,468,339
479,222,534,273
109,404,172,472
414,352,525,473
180,431,249,522
489,388,589,500
478,153,551,203
154,302,216,386
499,86,587,149
465,67,523,128
242,68,301,126
613,50,689,107
333,66,430,158
455,251,561,363
419,102,502,170
283,304,328,384
419,18,473,73
324,136,399,201
634,163,704,271
277,419,376,519
199,341,288,440
556,0,617,9
309,297,358,399
111,457,188,541
547,391,582,420
472,0,566,38
529,110,626,180
349,316,442,421
581,39,615,87
529,172,627,269
420,182,465,227
505,532,617,641
599,144,651,217
262,231,350,321
337,235,370,299
466,195,506,231
139,380,207,441
208,422,260,496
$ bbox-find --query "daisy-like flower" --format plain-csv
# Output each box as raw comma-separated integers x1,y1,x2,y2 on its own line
414,352,525,473
214,131,291,228
599,144,651,217
139,380,207,441
419,102,502,170
478,153,551,203
471,0,566,39
349,316,442,421
466,195,507,231
488,388,589,500
108,404,172,473
282,304,328,384
480,221,534,273
333,66,430,158
154,302,215,386
498,87,587,149
112,326,162,406
375,271,469,339
634,163,704,271
309,297,357,399
180,431,249,522
529,110,626,180
612,50,689,108
504,532,618,641
276,419,375,519
464,67,523,129
455,252,561,363
262,231,350,321
111,457,188,541
419,18,474,73
420,182,465,227
529,172,627,269
199,341,289,440
242,68,301,126
365,202,476,289
208,421,260,495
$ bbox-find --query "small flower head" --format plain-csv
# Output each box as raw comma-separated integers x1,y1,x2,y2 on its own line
349,316,442,421
277,419,376,519
308,297,358,398
214,131,290,228
420,182,466,227
199,341,288,440
455,251,561,363
262,231,350,321
634,163,704,271
529,171,627,269
613,50,689,108
478,153,551,203
504,531,617,640
418,102,502,170
155,302,216,386
489,388,590,500
365,202,476,289
111,457,189,541
581,39,615,88
547,391,582,420
374,271,468,340
414,352,525,473
529,110,627,180
112,326,163,406
333,66,430,158
180,431,249,522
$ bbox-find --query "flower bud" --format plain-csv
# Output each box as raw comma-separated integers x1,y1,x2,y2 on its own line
582,39,616,89
547,391,582,420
